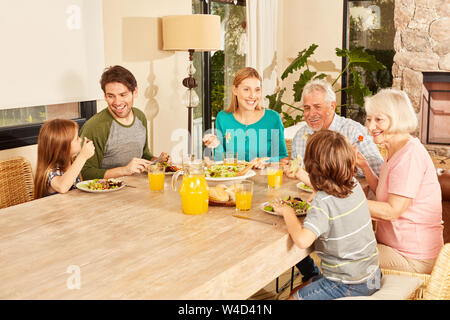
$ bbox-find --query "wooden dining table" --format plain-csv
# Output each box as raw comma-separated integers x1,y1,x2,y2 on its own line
0,169,313,299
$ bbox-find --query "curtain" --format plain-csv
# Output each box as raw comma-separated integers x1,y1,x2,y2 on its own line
246,0,278,108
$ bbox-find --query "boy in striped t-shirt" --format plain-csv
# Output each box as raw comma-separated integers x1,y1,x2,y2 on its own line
273,130,381,300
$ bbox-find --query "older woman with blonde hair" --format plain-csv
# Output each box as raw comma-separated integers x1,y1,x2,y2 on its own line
202,67,288,167
357,88,443,274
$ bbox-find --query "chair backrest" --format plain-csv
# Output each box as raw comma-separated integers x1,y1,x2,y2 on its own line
285,139,292,159
424,243,450,300
0,156,34,209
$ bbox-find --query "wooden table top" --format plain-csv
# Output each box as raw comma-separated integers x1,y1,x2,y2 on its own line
0,170,312,299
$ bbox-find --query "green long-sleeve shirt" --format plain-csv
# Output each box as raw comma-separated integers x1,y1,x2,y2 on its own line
80,108,153,180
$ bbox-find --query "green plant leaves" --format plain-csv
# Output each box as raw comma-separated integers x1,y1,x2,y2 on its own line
281,44,318,80
341,69,372,106
282,112,303,127
336,47,385,71
293,70,327,102
266,88,286,113
268,44,387,128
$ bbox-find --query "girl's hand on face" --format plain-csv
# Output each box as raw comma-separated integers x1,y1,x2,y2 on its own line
79,137,95,160
202,134,219,149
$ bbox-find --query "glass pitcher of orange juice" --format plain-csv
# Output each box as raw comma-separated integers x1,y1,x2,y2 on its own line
171,156,209,215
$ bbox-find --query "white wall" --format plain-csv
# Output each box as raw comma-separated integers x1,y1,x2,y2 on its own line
0,0,344,170
0,0,192,171
277,0,343,117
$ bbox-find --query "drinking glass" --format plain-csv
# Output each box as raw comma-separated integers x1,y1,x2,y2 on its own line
223,152,238,166
148,163,165,192
267,162,283,189
235,180,254,212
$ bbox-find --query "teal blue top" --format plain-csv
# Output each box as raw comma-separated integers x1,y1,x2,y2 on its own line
212,109,288,162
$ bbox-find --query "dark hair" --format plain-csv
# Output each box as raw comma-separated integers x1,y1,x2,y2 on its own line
100,65,137,93
304,130,357,198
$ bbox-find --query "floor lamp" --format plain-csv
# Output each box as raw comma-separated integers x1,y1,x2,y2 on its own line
162,14,221,155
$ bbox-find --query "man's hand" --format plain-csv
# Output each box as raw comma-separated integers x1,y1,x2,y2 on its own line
125,157,152,175
158,152,171,164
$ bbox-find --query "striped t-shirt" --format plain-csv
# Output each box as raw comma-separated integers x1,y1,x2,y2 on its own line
303,181,379,284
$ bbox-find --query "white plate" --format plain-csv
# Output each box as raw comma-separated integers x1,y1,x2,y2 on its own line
76,179,126,193
297,182,313,193
205,169,256,182
261,202,305,217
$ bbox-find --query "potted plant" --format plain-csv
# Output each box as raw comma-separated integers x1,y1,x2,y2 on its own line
266,43,386,128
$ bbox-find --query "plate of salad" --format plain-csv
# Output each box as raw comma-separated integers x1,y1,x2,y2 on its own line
205,163,255,182
76,178,125,193
296,182,313,193
261,196,309,216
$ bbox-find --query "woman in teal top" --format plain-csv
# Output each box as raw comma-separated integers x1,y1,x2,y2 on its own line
203,67,288,165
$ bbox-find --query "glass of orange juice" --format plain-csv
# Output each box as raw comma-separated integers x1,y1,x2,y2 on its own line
235,180,253,212
267,162,283,189
148,163,165,192
223,152,238,166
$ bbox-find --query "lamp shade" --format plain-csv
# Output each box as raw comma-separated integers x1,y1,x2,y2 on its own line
162,14,221,51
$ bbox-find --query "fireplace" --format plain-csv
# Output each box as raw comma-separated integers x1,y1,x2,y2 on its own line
393,0,450,158
420,72,450,146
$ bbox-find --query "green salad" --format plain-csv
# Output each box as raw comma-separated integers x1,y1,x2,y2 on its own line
299,183,313,191
264,196,309,214
206,164,247,178
80,178,123,190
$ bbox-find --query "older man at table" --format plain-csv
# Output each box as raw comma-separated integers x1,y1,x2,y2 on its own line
282,78,384,284
288,79,383,179
80,65,168,180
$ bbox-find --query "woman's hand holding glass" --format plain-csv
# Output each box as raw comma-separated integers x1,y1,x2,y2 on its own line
202,134,220,149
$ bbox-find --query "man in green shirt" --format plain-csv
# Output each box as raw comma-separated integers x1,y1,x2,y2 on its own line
80,65,168,180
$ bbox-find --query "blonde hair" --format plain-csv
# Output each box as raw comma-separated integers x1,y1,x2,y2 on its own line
225,67,263,113
34,119,79,199
364,88,418,134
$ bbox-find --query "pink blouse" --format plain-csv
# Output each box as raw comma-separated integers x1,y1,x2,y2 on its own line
375,137,443,260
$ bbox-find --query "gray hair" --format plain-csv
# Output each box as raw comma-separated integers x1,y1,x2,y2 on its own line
300,79,336,107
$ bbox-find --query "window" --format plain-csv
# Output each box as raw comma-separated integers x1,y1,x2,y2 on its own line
192,0,247,158
342,0,395,122
0,0,103,151
0,102,96,150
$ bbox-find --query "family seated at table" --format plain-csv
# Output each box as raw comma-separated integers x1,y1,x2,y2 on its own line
33,65,443,300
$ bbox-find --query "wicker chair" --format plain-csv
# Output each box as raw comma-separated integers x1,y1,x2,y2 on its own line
0,156,34,209
285,139,292,159
381,243,450,300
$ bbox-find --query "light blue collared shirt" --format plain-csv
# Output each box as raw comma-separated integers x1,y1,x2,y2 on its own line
291,114,383,177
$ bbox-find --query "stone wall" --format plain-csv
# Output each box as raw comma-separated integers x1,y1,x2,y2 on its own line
393,0,450,157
